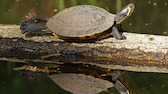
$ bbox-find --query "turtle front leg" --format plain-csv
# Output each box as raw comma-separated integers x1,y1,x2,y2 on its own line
111,26,126,40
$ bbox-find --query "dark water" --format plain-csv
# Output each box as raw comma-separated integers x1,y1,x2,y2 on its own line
1,0,168,94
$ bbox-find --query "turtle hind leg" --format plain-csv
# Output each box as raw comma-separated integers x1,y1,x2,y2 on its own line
20,13,49,34
20,21,47,34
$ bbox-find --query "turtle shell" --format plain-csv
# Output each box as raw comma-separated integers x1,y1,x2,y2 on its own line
46,5,115,39
49,73,114,94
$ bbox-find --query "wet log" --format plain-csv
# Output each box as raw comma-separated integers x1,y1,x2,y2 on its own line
1,25,168,73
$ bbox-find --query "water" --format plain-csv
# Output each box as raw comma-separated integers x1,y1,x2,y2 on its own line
1,61,168,94
0,61,70,94
1,0,168,94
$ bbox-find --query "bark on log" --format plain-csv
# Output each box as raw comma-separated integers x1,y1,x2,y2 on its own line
1,25,168,73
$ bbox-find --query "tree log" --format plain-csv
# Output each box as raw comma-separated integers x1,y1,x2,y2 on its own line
1,25,168,73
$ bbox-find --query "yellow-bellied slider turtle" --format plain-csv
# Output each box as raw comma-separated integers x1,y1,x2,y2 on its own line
14,64,131,94
20,3,134,41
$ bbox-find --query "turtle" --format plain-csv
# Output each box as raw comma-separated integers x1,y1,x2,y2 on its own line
15,64,131,94
20,3,134,41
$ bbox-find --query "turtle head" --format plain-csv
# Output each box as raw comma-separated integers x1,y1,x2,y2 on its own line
114,3,135,24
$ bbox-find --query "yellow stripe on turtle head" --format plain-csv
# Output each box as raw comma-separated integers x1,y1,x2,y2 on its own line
126,3,135,17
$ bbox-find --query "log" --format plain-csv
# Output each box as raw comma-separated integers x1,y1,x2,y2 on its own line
1,25,168,73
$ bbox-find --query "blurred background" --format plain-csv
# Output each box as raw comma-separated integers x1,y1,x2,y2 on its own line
1,0,168,94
